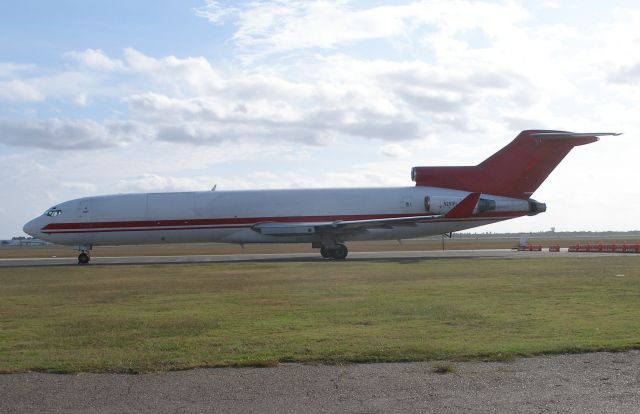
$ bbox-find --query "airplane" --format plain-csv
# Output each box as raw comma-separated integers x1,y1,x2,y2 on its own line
23,130,619,264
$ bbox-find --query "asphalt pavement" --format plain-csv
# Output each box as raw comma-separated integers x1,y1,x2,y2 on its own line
1,351,639,413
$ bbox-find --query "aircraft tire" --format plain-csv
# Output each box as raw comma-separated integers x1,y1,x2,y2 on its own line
320,246,330,258
331,244,348,260
78,252,90,265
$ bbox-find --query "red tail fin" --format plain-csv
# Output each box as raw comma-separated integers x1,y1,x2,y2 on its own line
412,130,603,199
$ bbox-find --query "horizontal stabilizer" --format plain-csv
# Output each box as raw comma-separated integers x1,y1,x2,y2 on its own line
530,132,621,139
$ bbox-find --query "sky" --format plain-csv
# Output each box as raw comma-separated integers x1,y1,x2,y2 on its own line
1,0,639,239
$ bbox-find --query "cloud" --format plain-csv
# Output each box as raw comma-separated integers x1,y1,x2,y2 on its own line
195,1,408,59
60,181,98,193
194,1,529,61
394,88,467,113
501,116,546,132
66,49,125,71
0,119,148,150
380,143,410,158
609,62,640,84
194,0,239,23
123,48,224,93
125,90,423,145
114,46,533,145
113,173,211,193
0,4,635,157
229,1,406,53
0,80,44,101
0,70,120,105
65,47,224,92
0,63,37,77
0,48,226,106
0,39,539,151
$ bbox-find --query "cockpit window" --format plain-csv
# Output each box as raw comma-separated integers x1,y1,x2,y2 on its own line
45,208,62,217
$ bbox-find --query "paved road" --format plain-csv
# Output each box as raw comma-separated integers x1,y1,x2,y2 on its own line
1,351,639,413
0,248,631,267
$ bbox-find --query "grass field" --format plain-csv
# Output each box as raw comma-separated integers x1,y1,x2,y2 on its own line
1,256,639,373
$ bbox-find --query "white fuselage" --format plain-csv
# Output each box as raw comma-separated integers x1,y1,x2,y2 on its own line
24,186,530,247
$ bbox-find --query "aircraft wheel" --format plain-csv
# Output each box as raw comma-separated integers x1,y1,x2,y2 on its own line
320,246,330,258
78,252,90,265
331,244,348,260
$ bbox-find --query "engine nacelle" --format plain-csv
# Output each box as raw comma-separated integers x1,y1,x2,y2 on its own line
424,195,499,215
423,194,536,215
528,199,547,216
424,195,467,214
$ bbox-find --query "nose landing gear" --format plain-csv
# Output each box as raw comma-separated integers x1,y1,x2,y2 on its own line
78,252,90,264
75,245,92,265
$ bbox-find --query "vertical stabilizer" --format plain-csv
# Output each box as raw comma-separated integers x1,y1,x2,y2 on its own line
412,130,617,199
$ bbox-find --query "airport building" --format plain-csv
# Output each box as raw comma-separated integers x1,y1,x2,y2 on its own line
1,237,49,246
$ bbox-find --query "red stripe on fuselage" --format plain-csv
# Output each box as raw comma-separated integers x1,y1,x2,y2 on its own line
42,213,435,231
41,211,526,234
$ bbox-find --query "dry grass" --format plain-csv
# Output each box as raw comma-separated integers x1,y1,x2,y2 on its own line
432,362,457,374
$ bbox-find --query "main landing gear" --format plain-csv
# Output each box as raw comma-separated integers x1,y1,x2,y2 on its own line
319,243,348,260
75,245,92,265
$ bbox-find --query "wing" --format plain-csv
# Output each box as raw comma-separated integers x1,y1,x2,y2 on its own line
251,192,480,236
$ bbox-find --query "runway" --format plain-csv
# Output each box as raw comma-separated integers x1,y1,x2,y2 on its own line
0,248,631,267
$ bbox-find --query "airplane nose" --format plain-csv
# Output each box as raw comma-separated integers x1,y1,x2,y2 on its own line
23,217,41,237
